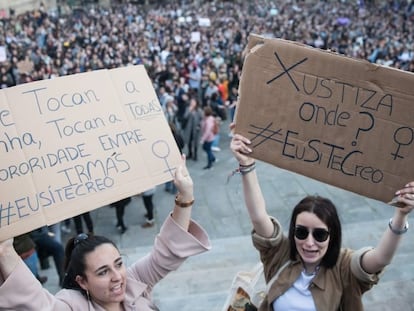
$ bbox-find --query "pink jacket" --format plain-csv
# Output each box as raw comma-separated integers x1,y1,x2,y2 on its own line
200,115,216,143
0,215,211,310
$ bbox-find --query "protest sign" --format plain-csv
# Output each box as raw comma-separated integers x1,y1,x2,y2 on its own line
0,65,181,240
198,17,211,27
235,34,414,204
0,46,6,62
191,31,201,43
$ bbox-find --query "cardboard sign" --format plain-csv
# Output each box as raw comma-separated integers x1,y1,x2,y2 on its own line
235,34,414,204
0,65,181,240
191,31,201,43
198,17,211,27
0,46,6,62
16,59,34,74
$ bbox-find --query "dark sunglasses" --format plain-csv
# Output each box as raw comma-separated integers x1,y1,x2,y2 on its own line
294,225,330,242
74,233,89,246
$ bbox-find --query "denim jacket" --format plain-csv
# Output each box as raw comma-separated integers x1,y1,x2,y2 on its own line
253,217,382,311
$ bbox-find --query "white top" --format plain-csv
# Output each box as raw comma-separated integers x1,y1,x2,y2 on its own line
272,270,317,311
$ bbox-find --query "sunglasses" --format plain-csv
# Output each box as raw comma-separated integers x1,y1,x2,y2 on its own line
74,233,89,246
294,225,330,242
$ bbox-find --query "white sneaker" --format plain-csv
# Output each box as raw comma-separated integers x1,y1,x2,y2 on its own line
212,146,221,152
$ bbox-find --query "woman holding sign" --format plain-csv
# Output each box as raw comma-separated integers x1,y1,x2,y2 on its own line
0,156,211,311
230,127,414,311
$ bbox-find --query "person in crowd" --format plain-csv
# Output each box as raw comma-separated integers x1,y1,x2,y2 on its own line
164,95,178,127
182,97,203,161
157,86,170,111
165,121,185,194
226,63,241,135
110,197,132,234
200,106,216,170
48,223,62,244
0,157,211,310
199,72,212,107
141,187,157,228
30,226,65,286
61,219,72,234
175,77,190,132
188,60,202,94
230,127,414,311
13,234,48,285
211,115,222,153
73,212,94,235
203,79,219,107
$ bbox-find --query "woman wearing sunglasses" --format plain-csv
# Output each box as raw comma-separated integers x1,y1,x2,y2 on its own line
230,131,414,311
0,157,211,310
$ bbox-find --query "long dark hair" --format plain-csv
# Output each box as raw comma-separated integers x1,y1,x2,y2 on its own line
288,196,342,268
61,234,118,295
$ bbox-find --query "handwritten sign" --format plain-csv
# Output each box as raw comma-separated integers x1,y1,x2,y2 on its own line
0,65,181,240
235,35,414,203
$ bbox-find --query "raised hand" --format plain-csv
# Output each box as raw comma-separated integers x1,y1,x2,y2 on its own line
229,123,255,166
392,181,414,214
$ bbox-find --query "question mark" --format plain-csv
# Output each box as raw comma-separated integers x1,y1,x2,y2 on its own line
352,111,374,146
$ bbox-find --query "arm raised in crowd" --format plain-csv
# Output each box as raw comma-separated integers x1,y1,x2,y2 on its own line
230,128,274,238
361,182,414,274
171,155,195,231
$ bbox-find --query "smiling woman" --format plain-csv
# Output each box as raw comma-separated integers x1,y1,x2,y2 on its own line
0,156,211,311
230,128,414,311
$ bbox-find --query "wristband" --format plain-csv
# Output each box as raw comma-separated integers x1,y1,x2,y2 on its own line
226,161,256,183
239,162,255,168
239,163,256,175
175,195,195,208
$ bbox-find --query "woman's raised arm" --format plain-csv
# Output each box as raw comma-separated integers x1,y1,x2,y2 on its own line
230,129,274,238
361,181,414,274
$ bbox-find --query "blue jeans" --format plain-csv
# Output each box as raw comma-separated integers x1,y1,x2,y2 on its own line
23,251,40,277
32,230,65,283
212,134,220,148
202,141,215,168
165,181,177,194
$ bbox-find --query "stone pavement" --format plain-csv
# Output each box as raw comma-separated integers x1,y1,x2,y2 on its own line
43,119,414,310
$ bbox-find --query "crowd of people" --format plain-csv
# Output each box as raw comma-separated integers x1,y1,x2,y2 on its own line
0,0,413,168
0,0,414,310
0,0,413,151
0,0,414,305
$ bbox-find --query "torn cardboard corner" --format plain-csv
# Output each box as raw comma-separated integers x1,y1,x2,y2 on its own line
235,34,414,204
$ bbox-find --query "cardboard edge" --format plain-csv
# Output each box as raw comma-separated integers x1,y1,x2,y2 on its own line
235,34,266,132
